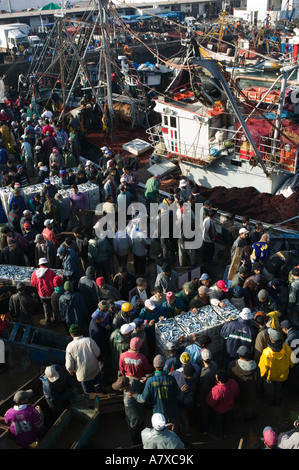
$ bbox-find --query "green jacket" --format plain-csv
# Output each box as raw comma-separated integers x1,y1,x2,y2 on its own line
88,237,112,263
141,428,185,450
110,328,130,372
145,177,160,198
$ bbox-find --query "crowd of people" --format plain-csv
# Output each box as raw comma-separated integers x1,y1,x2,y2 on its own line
0,83,299,451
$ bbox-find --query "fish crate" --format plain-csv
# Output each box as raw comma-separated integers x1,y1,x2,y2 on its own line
211,299,240,321
155,317,184,355
195,306,224,337
155,311,225,357
174,311,205,336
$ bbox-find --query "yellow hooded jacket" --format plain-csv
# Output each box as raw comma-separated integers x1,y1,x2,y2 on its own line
258,342,295,382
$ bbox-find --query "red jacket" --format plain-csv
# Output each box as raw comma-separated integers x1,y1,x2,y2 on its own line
42,227,60,247
31,267,56,299
206,379,239,414
119,350,153,378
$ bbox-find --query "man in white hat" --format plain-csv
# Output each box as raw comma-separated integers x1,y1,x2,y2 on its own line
40,364,77,417
220,307,258,369
141,413,184,449
231,227,250,260
109,321,136,382
178,179,192,202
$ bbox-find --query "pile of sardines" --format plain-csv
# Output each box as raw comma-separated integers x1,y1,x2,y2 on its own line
156,300,240,344
0,265,63,285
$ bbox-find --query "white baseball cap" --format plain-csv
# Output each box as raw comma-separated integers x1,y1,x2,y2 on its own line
44,365,60,382
120,322,136,335
145,299,156,311
44,219,54,226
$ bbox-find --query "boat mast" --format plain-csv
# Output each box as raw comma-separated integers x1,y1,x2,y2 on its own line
96,0,115,128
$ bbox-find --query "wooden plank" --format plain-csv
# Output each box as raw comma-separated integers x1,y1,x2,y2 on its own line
227,247,244,281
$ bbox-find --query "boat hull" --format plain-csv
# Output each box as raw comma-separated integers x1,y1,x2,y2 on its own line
178,155,290,195
198,45,279,72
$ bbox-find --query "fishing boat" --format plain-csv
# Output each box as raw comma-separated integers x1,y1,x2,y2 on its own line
196,11,287,72
224,62,265,74
146,49,299,196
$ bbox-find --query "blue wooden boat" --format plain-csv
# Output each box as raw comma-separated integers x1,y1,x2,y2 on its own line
2,322,71,364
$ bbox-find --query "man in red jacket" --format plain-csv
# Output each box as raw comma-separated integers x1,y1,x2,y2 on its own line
205,369,239,440
31,257,57,326
119,337,153,379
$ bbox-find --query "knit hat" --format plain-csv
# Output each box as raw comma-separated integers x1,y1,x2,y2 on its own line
180,352,191,365
69,324,81,336
130,337,143,351
64,281,73,291
44,177,50,184
96,277,105,286
53,276,63,287
281,319,292,329
98,300,109,311
258,289,269,300
268,328,281,342
263,427,278,447
166,291,175,300
153,354,165,368
183,282,194,292
237,345,250,357
151,413,167,431
200,273,210,281
198,286,209,295
23,222,31,229
23,210,31,216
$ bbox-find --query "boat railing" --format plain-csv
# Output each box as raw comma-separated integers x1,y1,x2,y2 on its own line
146,123,298,173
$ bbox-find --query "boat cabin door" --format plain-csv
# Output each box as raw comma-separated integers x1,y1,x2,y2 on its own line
162,113,180,154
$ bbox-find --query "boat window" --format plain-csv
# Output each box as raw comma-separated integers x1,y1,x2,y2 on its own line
170,116,177,128
163,115,169,126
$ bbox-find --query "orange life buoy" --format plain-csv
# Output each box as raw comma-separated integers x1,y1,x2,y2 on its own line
124,45,133,55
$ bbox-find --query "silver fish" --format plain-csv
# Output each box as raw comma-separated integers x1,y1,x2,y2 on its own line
196,306,223,327
211,299,240,321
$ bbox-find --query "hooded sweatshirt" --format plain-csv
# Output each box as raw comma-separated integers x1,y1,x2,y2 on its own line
228,358,257,403
78,266,99,314
258,341,295,382
31,266,56,298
